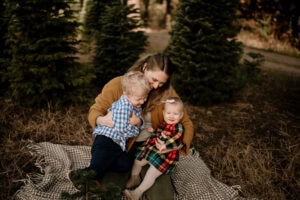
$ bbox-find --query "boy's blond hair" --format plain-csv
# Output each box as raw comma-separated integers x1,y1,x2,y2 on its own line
122,71,150,96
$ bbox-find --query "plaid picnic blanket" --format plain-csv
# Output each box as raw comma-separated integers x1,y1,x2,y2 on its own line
14,142,247,200
171,149,244,200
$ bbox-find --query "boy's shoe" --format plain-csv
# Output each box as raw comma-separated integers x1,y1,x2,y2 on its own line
68,168,99,191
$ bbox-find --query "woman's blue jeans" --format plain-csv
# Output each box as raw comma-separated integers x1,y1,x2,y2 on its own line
88,135,132,180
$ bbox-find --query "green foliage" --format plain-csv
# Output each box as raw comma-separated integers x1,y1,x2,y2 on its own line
83,0,113,37
166,0,244,105
0,0,10,96
5,0,95,108
93,2,147,87
62,170,122,200
83,0,120,37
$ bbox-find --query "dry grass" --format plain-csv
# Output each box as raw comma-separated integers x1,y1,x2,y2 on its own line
189,73,300,200
0,102,93,199
1,23,300,199
1,72,299,199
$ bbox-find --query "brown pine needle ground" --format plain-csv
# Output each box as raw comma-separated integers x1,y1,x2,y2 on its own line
1,28,299,199
1,71,299,199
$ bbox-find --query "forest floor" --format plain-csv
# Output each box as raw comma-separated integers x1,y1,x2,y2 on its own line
0,29,299,200
145,28,300,76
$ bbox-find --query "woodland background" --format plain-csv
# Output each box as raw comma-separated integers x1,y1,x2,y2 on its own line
0,0,299,199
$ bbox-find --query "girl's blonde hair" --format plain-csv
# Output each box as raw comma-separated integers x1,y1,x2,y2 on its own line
128,52,175,112
162,97,184,111
121,71,150,96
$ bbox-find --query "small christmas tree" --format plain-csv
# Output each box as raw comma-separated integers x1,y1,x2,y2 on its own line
0,0,10,95
83,0,115,36
166,0,243,105
92,2,147,87
6,0,94,108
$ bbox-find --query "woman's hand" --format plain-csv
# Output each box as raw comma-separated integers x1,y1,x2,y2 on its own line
96,112,114,127
129,111,141,126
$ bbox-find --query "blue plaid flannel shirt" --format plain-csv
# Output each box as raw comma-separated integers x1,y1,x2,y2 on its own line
93,95,142,151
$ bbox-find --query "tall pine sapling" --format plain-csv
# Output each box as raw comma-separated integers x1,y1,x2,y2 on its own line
84,0,112,36
92,2,147,87
166,0,243,105
6,0,94,108
0,0,10,95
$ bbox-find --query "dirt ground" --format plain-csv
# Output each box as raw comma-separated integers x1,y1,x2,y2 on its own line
79,28,300,76
243,47,300,76
144,28,300,76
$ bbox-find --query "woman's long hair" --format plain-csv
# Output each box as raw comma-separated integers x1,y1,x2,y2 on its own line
128,53,175,112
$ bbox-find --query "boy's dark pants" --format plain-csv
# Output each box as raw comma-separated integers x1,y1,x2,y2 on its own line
103,141,174,200
88,135,132,180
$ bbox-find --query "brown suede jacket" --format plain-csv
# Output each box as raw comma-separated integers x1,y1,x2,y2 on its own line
88,76,194,155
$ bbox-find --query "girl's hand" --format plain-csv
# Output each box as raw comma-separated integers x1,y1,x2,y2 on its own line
155,138,167,153
96,112,114,127
147,127,155,133
129,111,141,126
161,131,171,138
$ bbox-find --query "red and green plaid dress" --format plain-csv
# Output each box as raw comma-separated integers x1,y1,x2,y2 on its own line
136,122,184,174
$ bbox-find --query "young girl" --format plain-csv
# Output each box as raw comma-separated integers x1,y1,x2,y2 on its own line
123,97,184,200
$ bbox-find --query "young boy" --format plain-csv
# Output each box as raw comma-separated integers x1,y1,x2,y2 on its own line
124,97,185,200
70,71,150,183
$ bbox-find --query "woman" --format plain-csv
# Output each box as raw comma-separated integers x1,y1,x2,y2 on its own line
88,52,194,199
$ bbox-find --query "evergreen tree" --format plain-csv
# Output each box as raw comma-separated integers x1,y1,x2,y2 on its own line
0,0,10,96
6,0,94,108
93,2,147,87
84,0,115,36
165,0,243,105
